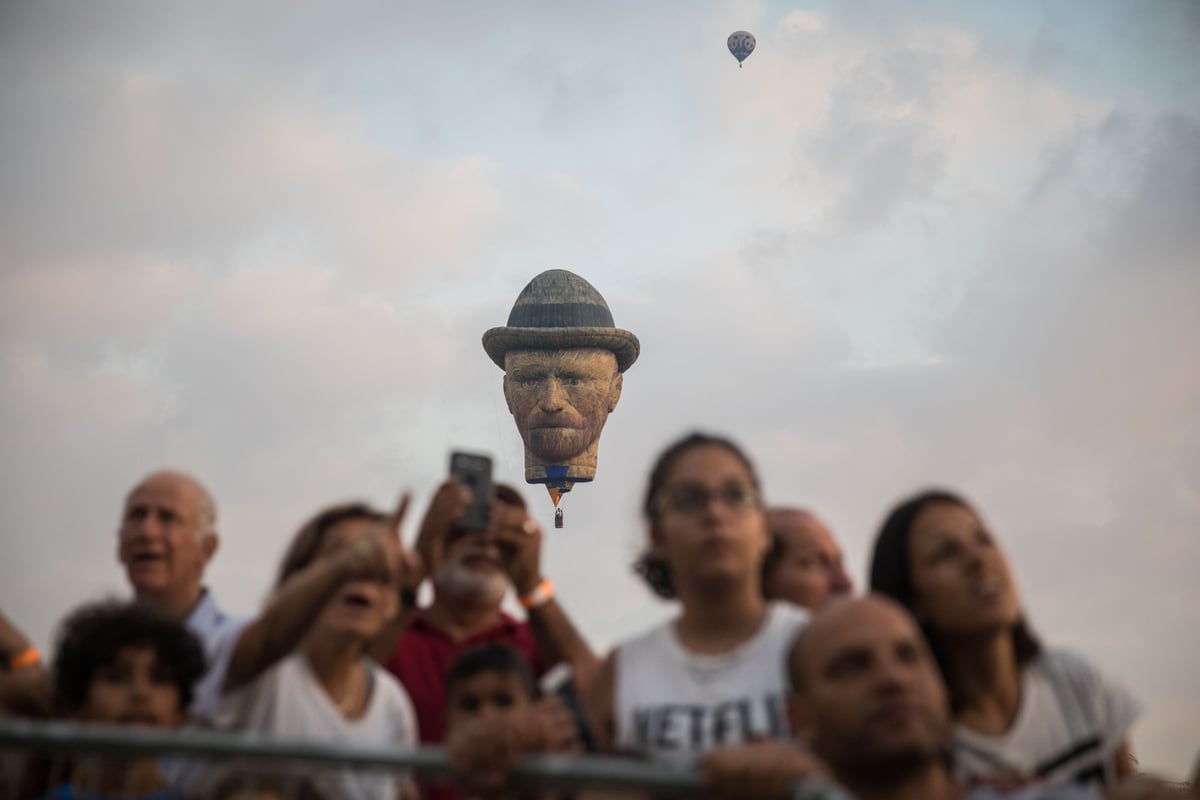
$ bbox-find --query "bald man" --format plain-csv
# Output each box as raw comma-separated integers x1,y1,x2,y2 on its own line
762,508,853,610
117,470,242,720
118,470,411,723
702,596,1121,800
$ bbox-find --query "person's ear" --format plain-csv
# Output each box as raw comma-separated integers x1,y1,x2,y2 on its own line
202,533,219,563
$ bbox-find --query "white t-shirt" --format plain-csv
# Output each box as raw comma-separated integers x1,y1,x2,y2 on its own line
215,652,419,800
952,648,1141,789
614,603,808,767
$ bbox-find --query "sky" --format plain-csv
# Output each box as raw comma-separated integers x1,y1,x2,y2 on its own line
1,0,1197,780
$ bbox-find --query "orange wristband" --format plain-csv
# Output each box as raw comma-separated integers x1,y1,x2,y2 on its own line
8,646,40,671
518,578,554,610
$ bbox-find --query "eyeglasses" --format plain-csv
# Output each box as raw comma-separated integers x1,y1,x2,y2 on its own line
656,483,761,515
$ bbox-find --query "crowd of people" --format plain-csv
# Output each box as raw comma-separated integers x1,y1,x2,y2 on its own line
0,432,1194,800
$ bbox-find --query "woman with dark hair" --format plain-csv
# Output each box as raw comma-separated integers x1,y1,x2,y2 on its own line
213,502,419,800
869,489,1140,790
585,432,808,767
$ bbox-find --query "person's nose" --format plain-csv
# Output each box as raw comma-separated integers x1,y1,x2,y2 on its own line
475,702,502,724
128,671,153,706
131,512,162,541
963,539,988,574
873,654,914,695
828,564,853,595
538,378,566,413
700,491,738,522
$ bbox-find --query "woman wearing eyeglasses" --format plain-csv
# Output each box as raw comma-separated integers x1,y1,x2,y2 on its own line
584,431,809,767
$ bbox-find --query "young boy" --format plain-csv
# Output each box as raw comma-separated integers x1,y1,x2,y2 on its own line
444,644,580,800
49,600,206,800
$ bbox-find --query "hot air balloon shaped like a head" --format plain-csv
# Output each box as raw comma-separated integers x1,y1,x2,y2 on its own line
482,270,639,506
728,30,756,67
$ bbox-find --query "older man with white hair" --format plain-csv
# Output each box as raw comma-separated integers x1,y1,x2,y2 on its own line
117,469,240,719
118,469,413,722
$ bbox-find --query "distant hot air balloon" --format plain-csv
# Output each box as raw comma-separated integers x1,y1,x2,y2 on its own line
728,30,756,67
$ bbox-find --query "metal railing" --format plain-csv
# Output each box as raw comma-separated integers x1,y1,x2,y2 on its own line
0,718,850,799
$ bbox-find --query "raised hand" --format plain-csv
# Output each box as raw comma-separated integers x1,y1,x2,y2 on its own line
517,694,582,755
412,479,472,584
702,740,835,800
489,484,542,596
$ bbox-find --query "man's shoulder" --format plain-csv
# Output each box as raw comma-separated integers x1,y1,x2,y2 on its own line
184,589,247,645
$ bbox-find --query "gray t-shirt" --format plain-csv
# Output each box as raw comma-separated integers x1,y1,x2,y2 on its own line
953,648,1140,789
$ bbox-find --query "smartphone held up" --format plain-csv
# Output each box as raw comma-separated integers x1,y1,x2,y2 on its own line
449,451,493,531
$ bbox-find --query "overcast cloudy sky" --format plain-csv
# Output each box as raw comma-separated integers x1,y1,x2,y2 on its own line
1,0,1197,779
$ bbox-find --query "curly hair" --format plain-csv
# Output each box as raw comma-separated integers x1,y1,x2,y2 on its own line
632,431,763,599
52,600,206,714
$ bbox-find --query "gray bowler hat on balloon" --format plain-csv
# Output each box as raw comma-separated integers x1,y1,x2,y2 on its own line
482,269,639,372
483,270,639,509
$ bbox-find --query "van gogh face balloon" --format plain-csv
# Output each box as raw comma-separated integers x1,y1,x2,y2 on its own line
482,270,639,508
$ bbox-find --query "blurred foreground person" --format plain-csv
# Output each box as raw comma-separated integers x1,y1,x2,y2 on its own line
702,596,1179,800
762,508,854,610
213,502,418,800
48,601,205,800
0,610,51,718
116,470,244,723
382,481,595,746
445,644,580,800
193,768,346,800
587,432,808,766
870,490,1140,789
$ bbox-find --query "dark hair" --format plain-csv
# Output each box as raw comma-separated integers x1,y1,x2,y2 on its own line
632,431,763,599
868,489,1041,709
52,600,206,714
445,644,536,705
276,502,388,588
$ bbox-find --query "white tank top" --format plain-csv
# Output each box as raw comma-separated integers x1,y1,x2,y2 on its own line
614,602,808,767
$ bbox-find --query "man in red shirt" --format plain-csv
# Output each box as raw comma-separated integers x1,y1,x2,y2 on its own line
382,481,596,746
